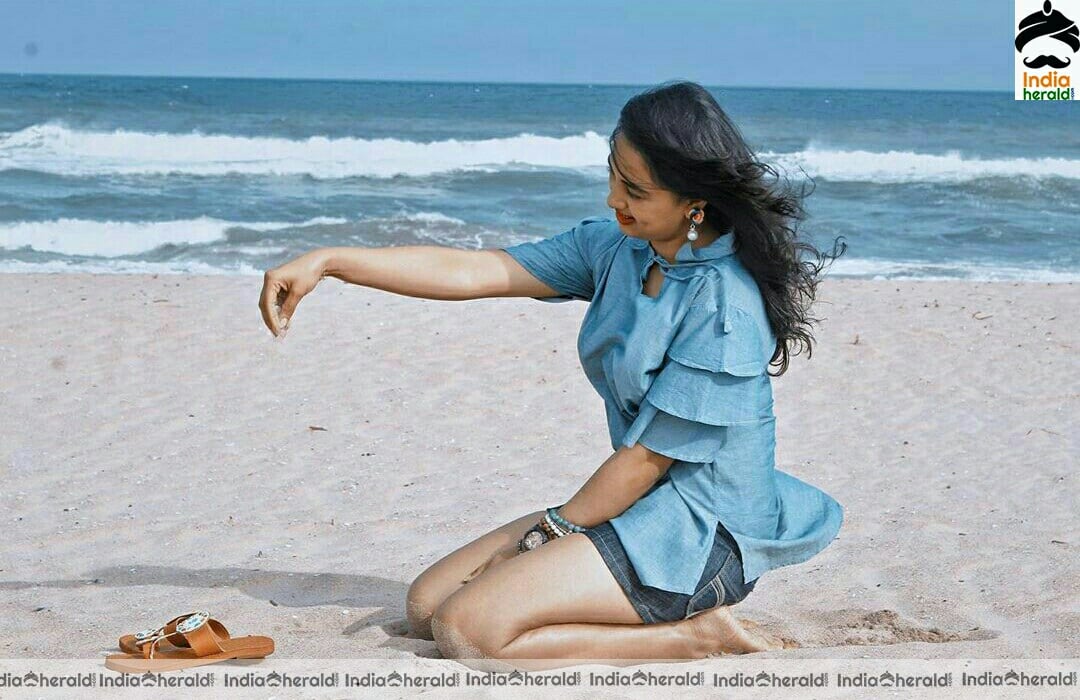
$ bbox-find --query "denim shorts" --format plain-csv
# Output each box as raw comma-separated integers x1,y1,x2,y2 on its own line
583,519,757,625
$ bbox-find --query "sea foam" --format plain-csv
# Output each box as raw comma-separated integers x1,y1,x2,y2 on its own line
5,123,1078,183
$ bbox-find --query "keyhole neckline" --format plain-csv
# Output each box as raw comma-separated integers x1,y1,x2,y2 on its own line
638,260,669,301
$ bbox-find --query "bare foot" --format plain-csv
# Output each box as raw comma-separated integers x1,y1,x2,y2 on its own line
740,618,800,649
686,606,786,656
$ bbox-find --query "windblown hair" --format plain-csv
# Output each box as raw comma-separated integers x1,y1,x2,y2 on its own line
611,80,846,376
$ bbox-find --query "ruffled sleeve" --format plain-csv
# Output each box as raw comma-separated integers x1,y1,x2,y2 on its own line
498,216,620,303
621,302,777,463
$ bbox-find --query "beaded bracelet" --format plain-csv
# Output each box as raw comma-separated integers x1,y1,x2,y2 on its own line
535,517,555,541
540,513,567,539
547,503,587,533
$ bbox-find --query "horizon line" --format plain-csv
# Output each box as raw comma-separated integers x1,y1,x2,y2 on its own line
0,70,1014,95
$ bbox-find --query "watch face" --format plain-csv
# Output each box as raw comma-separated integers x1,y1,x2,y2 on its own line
523,529,547,550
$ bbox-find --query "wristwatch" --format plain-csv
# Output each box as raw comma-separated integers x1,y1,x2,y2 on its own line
518,524,550,553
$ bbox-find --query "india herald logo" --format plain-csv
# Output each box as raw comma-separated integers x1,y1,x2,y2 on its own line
1015,0,1079,68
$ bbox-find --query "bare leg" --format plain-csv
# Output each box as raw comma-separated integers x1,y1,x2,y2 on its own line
430,532,782,671
498,605,783,669
406,510,546,640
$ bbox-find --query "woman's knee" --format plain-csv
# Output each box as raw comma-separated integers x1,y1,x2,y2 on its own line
430,593,494,659
406,509,548,641
405,571,449,640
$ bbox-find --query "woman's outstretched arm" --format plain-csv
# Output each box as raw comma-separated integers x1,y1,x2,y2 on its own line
318,245,481,301
555,444,675,528
261,244,563,336
317,246,565,302
261,244,481,336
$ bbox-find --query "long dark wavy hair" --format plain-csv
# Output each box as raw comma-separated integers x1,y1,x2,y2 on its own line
611,80,847,376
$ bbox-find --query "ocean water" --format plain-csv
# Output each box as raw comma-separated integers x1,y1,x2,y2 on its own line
1,73,1078,280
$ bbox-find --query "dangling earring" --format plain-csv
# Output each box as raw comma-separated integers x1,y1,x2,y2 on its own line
687,207,704,241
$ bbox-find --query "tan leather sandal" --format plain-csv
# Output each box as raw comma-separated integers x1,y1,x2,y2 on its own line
105,611,274,673
118,611,232,654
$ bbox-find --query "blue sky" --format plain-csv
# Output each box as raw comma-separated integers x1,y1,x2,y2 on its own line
2,0,1014,91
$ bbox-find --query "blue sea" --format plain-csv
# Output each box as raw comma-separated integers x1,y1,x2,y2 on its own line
1,74,1078,280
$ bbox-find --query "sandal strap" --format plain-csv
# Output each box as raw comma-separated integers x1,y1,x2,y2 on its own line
132,611,199,647
141,612,224,659
183,619,226,657
132,613,230,649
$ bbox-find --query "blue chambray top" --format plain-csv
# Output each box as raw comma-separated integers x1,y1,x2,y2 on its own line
499,215,844,594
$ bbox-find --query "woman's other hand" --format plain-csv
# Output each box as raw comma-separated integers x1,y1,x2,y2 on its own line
462,543,520,584
259,250,329,337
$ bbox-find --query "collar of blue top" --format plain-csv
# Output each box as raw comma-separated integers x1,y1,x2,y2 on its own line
626,230,736,265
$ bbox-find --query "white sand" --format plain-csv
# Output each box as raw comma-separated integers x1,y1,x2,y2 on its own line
2,273,1077,662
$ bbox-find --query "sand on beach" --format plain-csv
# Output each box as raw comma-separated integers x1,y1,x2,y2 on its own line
1,273,1077,662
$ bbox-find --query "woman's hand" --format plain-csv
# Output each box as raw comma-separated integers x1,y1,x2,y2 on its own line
259,250,329,337
462,543,520,584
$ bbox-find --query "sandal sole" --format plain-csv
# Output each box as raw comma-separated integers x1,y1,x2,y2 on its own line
105,635,274,673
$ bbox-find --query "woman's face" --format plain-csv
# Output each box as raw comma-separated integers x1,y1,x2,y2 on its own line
606,132,697,240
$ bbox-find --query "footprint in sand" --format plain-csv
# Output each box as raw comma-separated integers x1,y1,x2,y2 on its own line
760,608,999,649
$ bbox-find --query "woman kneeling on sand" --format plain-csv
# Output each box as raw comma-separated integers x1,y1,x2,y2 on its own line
259,80,846,671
